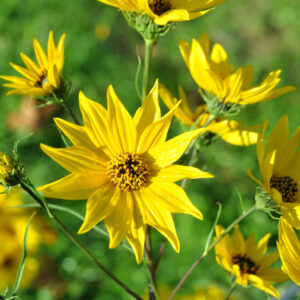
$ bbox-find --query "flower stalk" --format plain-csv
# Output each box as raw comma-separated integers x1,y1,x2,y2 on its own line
142,38,155,100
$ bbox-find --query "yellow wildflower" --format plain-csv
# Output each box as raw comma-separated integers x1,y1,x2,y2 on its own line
38,80,213,263
0,152,18,187
277,217,300,286
179,33,295,106
97,0,225,25
159,84,259,146
1,31,65,97
215,225,287,298
248,115,300,228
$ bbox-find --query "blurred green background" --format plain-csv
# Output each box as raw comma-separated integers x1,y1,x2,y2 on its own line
0,0,299,299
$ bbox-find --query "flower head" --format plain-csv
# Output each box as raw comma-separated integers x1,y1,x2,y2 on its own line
159,84,259,146
38,81,213,263
97,0,225,25
1,31,65,97
179,33,295,112
277,217,300,286
215,225,287,298
248,115,300,228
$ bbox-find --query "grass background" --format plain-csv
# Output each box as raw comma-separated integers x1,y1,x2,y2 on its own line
0,0,299,299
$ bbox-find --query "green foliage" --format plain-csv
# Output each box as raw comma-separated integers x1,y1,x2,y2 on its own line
0,0,299,299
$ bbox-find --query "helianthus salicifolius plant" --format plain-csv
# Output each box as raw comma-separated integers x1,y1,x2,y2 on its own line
97,0,225,26
179,33,295,116
248,115,300,228
38,80,213,263
277,217,300,286
214,225,287,298
1,31,65,99
159,84,259,146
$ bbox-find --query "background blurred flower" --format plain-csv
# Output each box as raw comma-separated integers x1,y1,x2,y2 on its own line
248,115,300,228
1,31,65,97
277,217,300,286
0,188,56,291
38,81,213,263
214,225,287,298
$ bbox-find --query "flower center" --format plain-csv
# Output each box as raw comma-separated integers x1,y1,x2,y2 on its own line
35,69,48,88
106,152,151,191
232,254,259,274
1,256,14,269
270,175,298,203
149,0,171,16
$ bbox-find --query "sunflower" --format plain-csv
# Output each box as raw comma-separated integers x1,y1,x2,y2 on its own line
159,84,259,146
97,0,225,25
277,217,300,285
248,115,300,228
38,81,213,263
179,33,295,106
1,30,65,97
215,225,287,298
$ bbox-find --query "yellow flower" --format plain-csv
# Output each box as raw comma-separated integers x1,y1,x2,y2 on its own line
1,30,65,97
0,152,19,187
248,115,300,228
179,33,295,106
159,84,259,146
215,225,287,298
97,0,225,25
38,81,213,263
0,188,55,290
277,217,300,286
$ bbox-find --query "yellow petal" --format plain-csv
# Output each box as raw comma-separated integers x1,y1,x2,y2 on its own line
47,30,56,64
20,52,40,75
232,226,245,254
9,62,40,81
148,127,207,168
107,85,137,153
40,144,106,173
56,33,66,71
137,100,181,153
33,38,49,69
146,182,203,220
134,79,161,138
247,274,280,298
38,173,107,200
78,183,115,234
126,223,146,264
154,164,213,182
47,64,60,88
105,190,133,249
141,189,180,252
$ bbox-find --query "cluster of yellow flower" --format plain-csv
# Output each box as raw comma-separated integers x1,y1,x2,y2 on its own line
0,0,299,299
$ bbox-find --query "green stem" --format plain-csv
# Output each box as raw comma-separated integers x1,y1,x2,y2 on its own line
20,179,142,300
225,281,237,300
142,39,155,100
168,205,257,300
145,226,158,300
62,98,80,125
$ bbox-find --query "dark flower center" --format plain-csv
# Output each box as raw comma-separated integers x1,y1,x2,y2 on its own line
106,152,151,191
232,254,259,274
1,256,14,268
149,0,171,16
35,69,48,88
270,175,298,203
